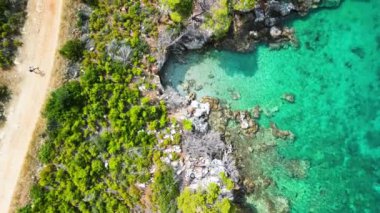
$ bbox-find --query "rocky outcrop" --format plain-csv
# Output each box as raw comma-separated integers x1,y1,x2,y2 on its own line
156,0,342,56
175,27,212,51
161,89,240,201
187,100,210,133
221,0,299,51
236,111,259,136
182,131,240,185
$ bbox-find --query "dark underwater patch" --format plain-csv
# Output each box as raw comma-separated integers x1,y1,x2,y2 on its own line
351,47,366,59
366,130,380,148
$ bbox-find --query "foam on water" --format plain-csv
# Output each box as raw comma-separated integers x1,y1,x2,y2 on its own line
162,0,380,211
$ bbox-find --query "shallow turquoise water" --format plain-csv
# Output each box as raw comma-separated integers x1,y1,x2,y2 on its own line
162,0,380,212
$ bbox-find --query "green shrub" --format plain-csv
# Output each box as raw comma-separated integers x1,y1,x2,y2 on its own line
177,184,234,213
0,85,11,122
81,0,98,7
151,166,179,213
0,0,27,69
170,12,183,23
162,0,193,23
202,0,231,39
17,204,32,213
183,119,193,131
59,39,85,62
45,81,84,121
38,141,54,164
220,172,234,190
0,84,11,103
233,0,256,11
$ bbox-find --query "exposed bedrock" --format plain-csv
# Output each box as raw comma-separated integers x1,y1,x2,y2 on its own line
161,89,240,201
156,0,342,61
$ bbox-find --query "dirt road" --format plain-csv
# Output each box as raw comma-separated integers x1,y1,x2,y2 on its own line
0,0,63,211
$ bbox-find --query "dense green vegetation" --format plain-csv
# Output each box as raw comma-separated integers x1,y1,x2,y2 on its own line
177,183,234,213
59,39,86,62
161,0,193,23
233,0,256,11
0,0,26,69
202,0,232,39
150,165,179,213
21,1,181,212
0,84,10,123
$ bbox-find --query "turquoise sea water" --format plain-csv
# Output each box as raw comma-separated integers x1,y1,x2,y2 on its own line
162,0,380,212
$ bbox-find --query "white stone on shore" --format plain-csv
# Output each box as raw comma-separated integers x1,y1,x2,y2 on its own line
270,26,282,38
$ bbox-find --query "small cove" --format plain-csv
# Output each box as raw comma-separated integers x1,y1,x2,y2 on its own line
162,0,380,212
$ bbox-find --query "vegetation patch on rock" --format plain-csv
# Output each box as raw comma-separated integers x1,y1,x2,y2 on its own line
233,0,256,12
161,0,194,23
177,183,234,213
202,0,232,39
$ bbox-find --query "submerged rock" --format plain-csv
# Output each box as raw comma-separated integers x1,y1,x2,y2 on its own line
201,96,220,111
285,160,310,179
230,91,241,100
195,84,203,91
252,105,261,119
282,93,295,103
270,122,294,140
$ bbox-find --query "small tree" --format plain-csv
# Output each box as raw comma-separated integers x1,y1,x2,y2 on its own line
59,39,85,62
0,85,11,123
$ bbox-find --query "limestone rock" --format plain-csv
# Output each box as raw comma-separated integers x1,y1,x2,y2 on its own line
269,1,295,16
201,96,220,111
270,26,282,39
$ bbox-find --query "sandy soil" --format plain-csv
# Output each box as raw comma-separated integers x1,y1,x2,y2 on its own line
0,0,63,211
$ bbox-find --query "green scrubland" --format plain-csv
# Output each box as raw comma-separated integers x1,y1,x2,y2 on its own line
20,0,240,212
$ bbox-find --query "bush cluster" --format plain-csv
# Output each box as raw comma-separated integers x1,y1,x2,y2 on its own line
0,0,26,69
59,39,85,62
202,0,232,39
233,0,256,11
20,1,180,212
0,84,11,123
161,0,193,23
177,183,234,213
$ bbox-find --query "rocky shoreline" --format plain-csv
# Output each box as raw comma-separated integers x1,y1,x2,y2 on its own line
160,84,301,210
154,0,341,210
155,0,341,69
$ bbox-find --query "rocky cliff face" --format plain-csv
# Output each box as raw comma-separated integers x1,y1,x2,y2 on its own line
160,0,341,55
